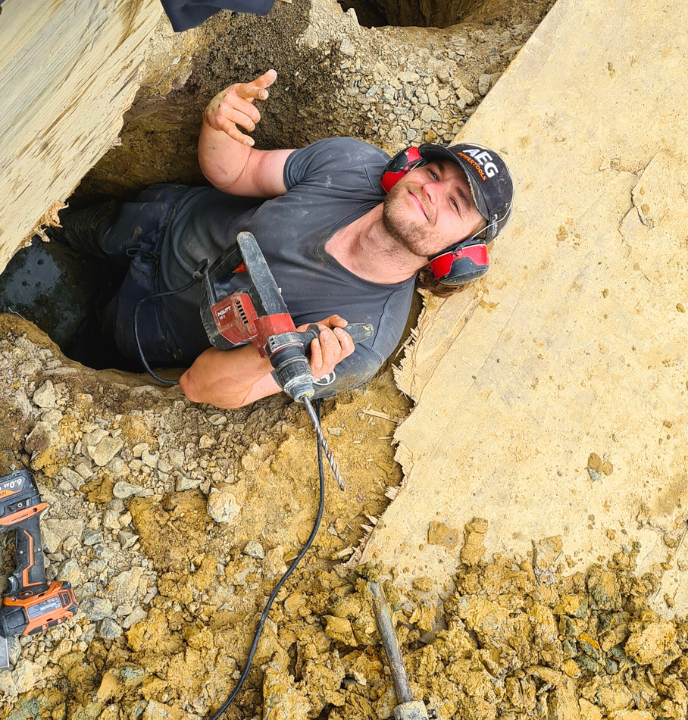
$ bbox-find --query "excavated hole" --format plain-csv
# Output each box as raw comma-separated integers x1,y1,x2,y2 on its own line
337,0,487,28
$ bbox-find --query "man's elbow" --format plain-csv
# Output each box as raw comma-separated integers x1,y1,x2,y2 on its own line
178,368,251,410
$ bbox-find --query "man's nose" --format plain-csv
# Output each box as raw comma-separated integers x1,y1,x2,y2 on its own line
423,178,446,206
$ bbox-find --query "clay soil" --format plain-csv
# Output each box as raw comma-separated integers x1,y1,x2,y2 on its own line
5,1,688,719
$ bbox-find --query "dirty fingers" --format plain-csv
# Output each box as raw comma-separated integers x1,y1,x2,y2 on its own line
204,69,277,146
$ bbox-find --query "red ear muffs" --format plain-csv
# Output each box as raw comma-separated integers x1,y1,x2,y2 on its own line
380,146,424,193
429,243,490,285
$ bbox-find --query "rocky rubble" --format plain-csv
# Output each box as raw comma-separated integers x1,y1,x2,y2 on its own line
1,316,687,720
0,315,408,718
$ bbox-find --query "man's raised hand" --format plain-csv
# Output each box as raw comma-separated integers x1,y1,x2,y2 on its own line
203,69,277,146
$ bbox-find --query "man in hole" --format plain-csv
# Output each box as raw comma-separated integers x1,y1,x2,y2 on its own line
54,69,514,409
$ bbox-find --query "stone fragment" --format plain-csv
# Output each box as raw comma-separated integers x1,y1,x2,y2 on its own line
157,458,172,473
42,525,61,554
533,535,563,584
103,509,121,530
8,659,41,694
24,422,59,454
587,453,602,472
60,467,85,490
412,577,433,592
461,517,488,566
113,481,143,499
207,488,241,524
57,559,81,586
108,457,125,473
478,74,492,95
243,541,265,559
122,606,148,630
141,449,159,468
199,435,215,449
81,429,109,460
110,567,144,606
625,620,680,668
208,413,227,426
90,436,124,466
561,659,581,678
33,380,57,408
75,462,94,479
168,449,184,467
596,683,633,712
262,663,311,720
456,85,475,108
264,547,287,579
119,530,139,549
142,700,182,720
83,529,103,546
132,443,149,458
420,105,441,123
428,521,460,548
324,615,357,646
175,475,201,492
100,618,123,639
398,71,420,83
339,38,355,57
43,519,84,549
587,565,621,610
81,597,114,621
96,671,122,703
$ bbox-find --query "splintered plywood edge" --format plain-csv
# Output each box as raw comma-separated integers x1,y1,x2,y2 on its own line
364,0,688,617
0,0,164,271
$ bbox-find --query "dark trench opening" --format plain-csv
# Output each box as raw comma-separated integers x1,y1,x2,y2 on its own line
0,235,142,372
337,0,485,28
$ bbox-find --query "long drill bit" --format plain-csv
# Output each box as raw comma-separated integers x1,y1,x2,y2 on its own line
303,397,345,491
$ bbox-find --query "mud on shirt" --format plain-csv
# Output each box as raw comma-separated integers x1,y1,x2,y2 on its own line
159,137,416,398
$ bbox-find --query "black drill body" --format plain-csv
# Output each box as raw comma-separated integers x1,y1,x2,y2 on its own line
0,470,77,639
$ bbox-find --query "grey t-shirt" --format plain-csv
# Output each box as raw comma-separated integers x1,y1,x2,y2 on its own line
159,137,416,397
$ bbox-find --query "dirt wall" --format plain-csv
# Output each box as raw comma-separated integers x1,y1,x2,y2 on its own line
0,0,167,272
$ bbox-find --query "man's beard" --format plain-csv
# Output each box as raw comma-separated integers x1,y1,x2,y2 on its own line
382,184,436,258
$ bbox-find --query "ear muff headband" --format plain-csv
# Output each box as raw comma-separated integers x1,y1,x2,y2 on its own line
380,146,424,193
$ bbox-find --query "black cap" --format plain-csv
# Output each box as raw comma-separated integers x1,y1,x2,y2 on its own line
418,142,514,242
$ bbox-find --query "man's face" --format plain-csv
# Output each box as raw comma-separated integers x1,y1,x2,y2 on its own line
382,160,486,258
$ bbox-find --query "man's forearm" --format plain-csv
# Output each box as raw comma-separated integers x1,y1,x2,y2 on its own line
198,120,252,193
179,345,277,409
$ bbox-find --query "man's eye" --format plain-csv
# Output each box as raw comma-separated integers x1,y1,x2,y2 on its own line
451,198,459,212
429,169,439,180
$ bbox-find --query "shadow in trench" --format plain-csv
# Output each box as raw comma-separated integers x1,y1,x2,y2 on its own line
0,237,141,372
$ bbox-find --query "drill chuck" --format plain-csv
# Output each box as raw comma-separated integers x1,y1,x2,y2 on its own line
269,343,314,402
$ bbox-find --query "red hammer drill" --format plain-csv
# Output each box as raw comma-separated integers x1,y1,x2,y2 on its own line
0,470,78,668
200,231,373,402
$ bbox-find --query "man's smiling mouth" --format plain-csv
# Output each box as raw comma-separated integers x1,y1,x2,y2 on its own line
410,191,427,219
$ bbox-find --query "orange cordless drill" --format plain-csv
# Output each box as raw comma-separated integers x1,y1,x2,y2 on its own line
0,469,78,668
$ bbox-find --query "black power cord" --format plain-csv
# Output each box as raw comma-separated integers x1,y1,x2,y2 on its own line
134,261,208,385
208,398,326,720
133,273,330,717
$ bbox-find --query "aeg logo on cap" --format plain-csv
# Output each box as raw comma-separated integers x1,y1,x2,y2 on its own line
455,148,500,179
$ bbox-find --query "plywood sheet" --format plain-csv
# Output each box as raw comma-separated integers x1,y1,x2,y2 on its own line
362,0,688,616
0,0,163,271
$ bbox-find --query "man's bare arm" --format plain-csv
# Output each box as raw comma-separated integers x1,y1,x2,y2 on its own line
179,316,355,409
198,69,294,198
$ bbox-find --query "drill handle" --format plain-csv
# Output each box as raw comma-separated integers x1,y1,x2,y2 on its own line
298,323,373,349
7,514,46,596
